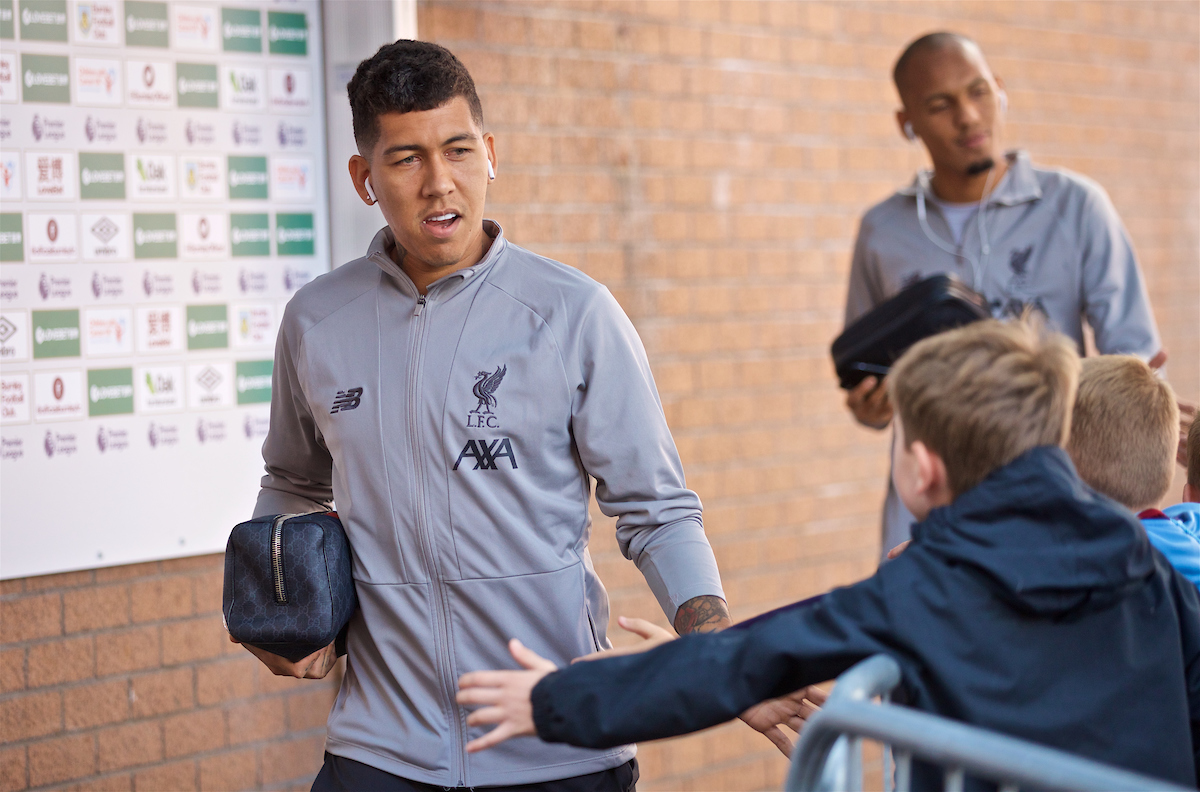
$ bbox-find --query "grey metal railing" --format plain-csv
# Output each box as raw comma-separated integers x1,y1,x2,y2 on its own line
784,655,1191,792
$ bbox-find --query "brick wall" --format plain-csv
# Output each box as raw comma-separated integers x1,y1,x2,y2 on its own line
2,2,1197,790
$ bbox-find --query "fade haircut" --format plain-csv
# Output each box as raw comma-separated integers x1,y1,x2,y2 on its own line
347,39,484,156
889,318,1079,497
1189,402,1200,490
892,31,983,101
1065,356,1178,510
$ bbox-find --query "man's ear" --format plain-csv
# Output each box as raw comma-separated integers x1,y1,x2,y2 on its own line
348,154,375,206
896,109,913,142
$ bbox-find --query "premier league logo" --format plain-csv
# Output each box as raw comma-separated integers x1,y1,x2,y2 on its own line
231,121,242,145
185,119,195,144
192,271,202,295
92,272,102,298
38,273,50,300
97,427,108,453
137,117,147,144
44,431,55,458
142,271,153,297
148,422,158,448
243,414,253,439
85,116,96,142
196,418,207,443
31,115,43,142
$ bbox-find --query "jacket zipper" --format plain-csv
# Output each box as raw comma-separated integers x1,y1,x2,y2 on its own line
271,515,288,604
405,291,467,784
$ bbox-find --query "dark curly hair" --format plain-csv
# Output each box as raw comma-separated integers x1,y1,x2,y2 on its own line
348,39,484,155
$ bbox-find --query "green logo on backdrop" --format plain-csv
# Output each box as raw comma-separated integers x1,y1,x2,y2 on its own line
19,0,67,41
228,156,268,199
124,1,168,47
276,213,314,256
133,213,177,259
0,214,23,262
20,53,70,103
0,1,15,39
88,368,134,416
267,10,306,55
176,62,219,108
32,309,80,359
230,213,269,257
79,153,126,200
187,305,228,350
221,7,261,52
236,360,272,404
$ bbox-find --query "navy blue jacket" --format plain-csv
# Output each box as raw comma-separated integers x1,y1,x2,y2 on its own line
532,447,1200,786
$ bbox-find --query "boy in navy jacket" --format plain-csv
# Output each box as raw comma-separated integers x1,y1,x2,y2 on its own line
458,319,1200,788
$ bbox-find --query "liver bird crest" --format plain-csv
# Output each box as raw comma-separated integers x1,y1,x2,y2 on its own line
471,365,507,415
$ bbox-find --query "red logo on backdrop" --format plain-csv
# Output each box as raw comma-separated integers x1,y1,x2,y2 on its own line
53,377,64,400
143,65,155,87
47,219,58,242
285,73,294,94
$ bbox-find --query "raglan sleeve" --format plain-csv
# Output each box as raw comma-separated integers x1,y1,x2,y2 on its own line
1077,182,1162,358
570,287,724,624
531,575,897,748
253,306,334,518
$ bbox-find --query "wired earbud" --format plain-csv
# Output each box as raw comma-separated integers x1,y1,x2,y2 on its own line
998,89,1008,115
903,121,917,142
365,178,377,204
487,160,496,181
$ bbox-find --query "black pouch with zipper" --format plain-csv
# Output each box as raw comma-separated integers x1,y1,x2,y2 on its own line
222,512,357,662
831,274,990,390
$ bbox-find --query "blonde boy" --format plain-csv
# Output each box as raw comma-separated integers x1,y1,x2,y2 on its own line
458,320,1200,788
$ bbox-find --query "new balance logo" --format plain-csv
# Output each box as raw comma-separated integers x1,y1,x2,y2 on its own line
330,387,363,414
453,438,518,471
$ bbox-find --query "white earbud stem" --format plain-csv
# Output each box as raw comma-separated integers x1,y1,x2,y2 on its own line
487,160,496,181
365,179,377,204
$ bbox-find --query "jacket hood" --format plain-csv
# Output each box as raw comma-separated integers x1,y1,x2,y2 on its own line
912,446,1154,616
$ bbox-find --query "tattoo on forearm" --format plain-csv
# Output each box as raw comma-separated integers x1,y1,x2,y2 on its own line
673,595,731,635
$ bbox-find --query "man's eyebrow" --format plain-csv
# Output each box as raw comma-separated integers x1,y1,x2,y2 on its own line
381,133,477,158
924,77,989,104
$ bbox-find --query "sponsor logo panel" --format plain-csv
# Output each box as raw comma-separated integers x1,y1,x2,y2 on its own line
95,424,130,453
74,58,122,106
176,62,218,108
275,213,313,256
19,0,68,42
1,274,19,303
135,305,183,353
0,310,29,360
27,212,77,262
187,360,233,408
231,303,274,347
0,54,16,103
182,116,217,146
83,306,132,356
237,267,268,295
126,60,174,106
0,213,23,261
87,367,134,416
229,212,268,257
268,67,311,113
235,359,271,404
25,150,76,200
186,303,227,350
135,364,183,412
1,373,30,424
228,155,267,199
275,119,308,149
221,64,264,110
81,213,129,259
179,155,223,200
0,151,20,200
270,156,311,200
0,2,13,39
129,154,175,199
79,152,125,199
134,115,167,145
132,213,177,259
189,269,220,296
267,10,306,55
20,53,70,103
173,5,217,51
89,270,125,299
221,6,260,52
34,369,83,421
1,437,24,461
124,0,169,47
180,212,226,258
146,420,179,448
140,270,172,297
74,0,119,44
32,309,80,358
35,271,72,301
30,110,68,143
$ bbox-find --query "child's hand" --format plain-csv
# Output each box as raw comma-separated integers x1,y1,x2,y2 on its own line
886,540,911,560
457,639,557,752
739,685,829,757
573,616,675,663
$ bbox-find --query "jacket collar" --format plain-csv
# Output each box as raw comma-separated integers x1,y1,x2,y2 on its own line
367,220,507,299
898,150,1042,207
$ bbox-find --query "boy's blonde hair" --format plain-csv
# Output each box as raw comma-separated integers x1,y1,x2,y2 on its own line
1190,406,1200,490
889,318,1079,496
1067,356,1179,510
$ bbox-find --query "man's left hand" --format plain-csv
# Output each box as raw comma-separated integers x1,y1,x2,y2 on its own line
457,639,557,753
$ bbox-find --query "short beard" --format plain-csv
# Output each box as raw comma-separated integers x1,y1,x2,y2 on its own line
966,158,995,176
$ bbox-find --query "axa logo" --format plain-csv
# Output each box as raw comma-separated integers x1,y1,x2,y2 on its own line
453,438,518,471
330,387,362,414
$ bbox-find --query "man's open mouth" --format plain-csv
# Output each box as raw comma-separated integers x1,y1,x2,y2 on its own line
424,212,460,230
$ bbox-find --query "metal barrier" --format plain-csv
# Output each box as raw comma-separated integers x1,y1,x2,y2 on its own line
784,655,1192,792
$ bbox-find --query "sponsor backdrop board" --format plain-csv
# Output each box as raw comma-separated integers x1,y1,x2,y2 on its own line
0,0,330,578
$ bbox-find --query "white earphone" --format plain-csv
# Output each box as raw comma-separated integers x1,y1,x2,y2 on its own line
904,121,917,142
998,89,1008,115
365,178,377,204
487,160,495,181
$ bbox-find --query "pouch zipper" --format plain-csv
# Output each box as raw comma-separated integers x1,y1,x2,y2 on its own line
271,514,289,604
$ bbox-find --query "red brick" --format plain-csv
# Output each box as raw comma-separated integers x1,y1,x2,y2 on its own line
64,679,129,730
28,733,95,787
129,577,193,624
195,657,257,706
163,708,225,759
159,617,224,666
61,773,132,791
227,697,285,745
197,749,256,792
25,570,94,592
27,635,93,687
0,580,25,596
284,686,337,732
93,562,160,584
0,594,62,643
261,735,323,786
189,569,223,617
63,585,129,634
95,627,159,676
96,721,162,773
0,649,24,693
129,667,193,718
133,759,195,792
0,746,24,792
1,690,61,741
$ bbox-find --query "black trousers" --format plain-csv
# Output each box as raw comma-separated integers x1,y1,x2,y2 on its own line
312,753,638,792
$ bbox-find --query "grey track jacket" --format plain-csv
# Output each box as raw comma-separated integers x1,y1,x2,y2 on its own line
254,222,724,786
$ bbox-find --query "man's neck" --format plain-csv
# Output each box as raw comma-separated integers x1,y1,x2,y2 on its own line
929,157,1009,204
393,225,493,295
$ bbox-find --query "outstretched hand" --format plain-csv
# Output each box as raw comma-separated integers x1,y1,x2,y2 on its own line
739,685,829,757
457,639,557,753
574,616,675,663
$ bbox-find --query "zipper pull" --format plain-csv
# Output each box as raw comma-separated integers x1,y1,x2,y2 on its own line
414,295,426,317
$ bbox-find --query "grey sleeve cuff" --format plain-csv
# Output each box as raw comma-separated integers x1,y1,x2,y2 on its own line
632,517,726,624
252,486,333,519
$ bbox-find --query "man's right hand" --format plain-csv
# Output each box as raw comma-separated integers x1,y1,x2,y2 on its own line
230,634,338,679
845,376,893,429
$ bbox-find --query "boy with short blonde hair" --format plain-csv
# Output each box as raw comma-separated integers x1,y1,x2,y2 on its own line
1066,356,1199,588
458,319,1200,788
